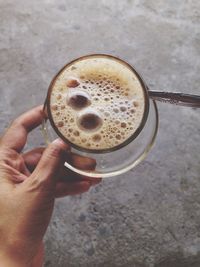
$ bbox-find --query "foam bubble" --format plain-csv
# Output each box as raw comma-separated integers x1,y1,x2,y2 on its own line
116,134,121,140
57,121,64,127
73,130,80,136
66,77,80,88
121,122,127,128
92,134,101,142
51,104,58,111
120,106,127,112
67,90,91,110
78,109,103,132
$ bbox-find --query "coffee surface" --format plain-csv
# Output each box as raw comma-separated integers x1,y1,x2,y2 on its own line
49,56,145,150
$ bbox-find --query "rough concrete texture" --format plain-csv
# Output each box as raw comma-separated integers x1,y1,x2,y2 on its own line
0,0,200,266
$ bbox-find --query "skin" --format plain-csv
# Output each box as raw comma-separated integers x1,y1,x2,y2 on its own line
0,105,101,267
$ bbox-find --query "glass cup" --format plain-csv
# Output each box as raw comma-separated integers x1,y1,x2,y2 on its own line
42,54,159,178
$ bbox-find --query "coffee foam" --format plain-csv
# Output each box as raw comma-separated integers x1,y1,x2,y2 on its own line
49,56,145,150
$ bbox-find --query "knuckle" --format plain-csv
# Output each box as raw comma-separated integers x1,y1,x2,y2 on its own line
25,171,54,193
47,143,62,159
11,118,21,128
26,176,46,191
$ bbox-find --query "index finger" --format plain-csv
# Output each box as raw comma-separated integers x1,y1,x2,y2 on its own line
0,105,45,152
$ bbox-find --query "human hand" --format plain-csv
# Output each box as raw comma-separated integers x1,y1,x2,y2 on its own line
0,106,101,267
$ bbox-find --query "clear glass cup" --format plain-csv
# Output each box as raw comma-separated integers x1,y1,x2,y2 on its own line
42,54,159,178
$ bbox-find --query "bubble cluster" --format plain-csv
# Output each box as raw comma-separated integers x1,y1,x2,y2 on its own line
49,56,145,150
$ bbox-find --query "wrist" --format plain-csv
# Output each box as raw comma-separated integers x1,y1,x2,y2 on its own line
0,251,32,267
0,239,44,267
0,257,30,267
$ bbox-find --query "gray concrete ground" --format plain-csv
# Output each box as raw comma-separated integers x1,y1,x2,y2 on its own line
0,0,200,266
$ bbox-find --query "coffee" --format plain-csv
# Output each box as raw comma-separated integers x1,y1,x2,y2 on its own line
48,55,147,151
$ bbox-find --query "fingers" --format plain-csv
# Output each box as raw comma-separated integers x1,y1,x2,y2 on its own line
55,181,91,198
21,141,101,197
23,147,100,186
82,177,102,185
0,105,45,152
55,176,101,198
70,153,96,170
23,150,96,174
23,147,45,172
59,167,101,183
23,141,101,194
56,153,102,197
69,153,101,184
59,153,98,183
29,139,70,187
58,152,97,181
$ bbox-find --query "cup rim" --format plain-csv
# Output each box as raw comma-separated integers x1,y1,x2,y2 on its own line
46,54,150,154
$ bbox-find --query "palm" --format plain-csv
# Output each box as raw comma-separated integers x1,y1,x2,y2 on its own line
0,106,101,267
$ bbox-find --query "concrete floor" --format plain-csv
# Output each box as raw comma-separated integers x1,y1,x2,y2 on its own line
0,0,200,266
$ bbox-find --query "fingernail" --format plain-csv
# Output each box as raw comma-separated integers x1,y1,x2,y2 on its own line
52,138,70,150
52,138,66,145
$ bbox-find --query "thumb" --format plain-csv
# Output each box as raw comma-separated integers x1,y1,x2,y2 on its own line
30,139,69,188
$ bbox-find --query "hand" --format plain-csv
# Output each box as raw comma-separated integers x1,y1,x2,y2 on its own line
0,106,101,267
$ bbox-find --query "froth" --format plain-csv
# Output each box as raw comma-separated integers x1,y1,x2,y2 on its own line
49,56,146,150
